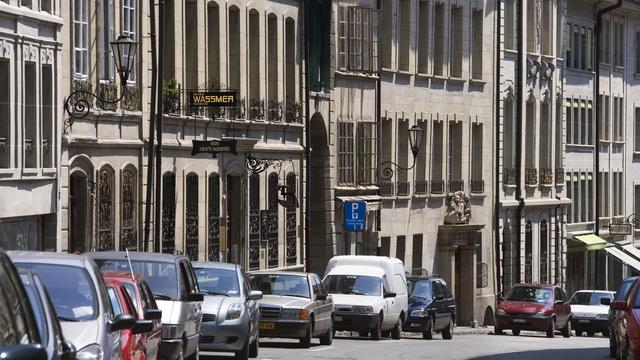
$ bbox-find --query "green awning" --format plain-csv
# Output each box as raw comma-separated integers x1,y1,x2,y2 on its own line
573,234,608,251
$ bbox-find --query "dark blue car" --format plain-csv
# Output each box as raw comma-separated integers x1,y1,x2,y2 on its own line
403,276,456,340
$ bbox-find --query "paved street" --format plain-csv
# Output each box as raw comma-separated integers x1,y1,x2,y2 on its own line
201,333,609,360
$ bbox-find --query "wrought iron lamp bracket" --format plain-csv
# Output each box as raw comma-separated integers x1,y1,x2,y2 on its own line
378,157,417,181
245,153,284,175
64,86,127,130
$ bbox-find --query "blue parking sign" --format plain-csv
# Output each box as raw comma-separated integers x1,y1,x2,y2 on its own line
344,201,366,232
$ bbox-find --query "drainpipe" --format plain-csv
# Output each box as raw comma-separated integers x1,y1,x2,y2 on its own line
303,0,311,272
154,0,165,253
515,0,525,284
594,0,622,237
494,0,502,296
376,0,382,255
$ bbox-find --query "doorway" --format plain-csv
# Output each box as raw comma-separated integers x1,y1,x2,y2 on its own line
227,175,244,266
69,171,90,253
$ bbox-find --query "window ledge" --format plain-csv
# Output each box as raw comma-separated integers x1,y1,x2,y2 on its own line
470,192,486,198
381,68,395,74
566,143,595,148
429,193,447,198
469,78,486,85
525,184,538,189
566,68,595,76
415,73,432,79
42,168,57,176
432,75,448,81
633,151,640,155
599,139,612,144
613,66,625,72
335,70,379,80
396,196,412,200
0,169,18,177
396,70,413,76
504,49,518,55
22,169,39,176
539,183,554,188
540,54,557,60
413,194,429,199
503,184,517,189
555,183,565,187
612,140,625,145
448,77,466,83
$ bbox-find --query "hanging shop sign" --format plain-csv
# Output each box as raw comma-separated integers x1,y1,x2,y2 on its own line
189,91,238,107
191,139,237,157
609,223,633,235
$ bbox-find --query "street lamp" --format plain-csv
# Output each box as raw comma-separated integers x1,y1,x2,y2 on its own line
64,35,138,123
379,124,425,180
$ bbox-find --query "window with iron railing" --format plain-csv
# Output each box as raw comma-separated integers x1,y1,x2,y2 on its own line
431,120,444,193
471,123,483,192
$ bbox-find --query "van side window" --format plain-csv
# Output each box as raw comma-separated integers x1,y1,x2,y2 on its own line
241,270,251,296
382,275,392,294
432,281,445,299
439,280,453,298
393,275,407,295
178,262,191,298
0,263,28,346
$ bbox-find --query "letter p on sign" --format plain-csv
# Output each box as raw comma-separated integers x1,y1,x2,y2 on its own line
351,203,360,220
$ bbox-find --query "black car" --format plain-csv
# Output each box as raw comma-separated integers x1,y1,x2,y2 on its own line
609,276,638,358
0,249,74,360
403,276,456,339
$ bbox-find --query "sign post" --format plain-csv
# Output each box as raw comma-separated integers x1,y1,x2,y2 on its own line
344,201,366,232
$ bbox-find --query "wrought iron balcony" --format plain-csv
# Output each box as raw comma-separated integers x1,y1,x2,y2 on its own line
397,181,410,196
431,180,445,194
249,98,265,120
415,180,428,195
227,97,246,120
525,168,538,185
503,168,517,186
555,167,565,185
268,100,283,122
122,85,141,111
97,82,118,111
70,80,94,111
540,168,553,185
286,101,302,123
380,182,395,197
208,107,225,120
448,179,464,192
470,179,484,193
162,81,181,114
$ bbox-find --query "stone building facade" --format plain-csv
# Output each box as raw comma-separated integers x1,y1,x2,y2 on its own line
0,0,62,252
59,0,306,271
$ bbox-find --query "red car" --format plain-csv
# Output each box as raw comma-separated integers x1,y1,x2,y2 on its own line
105,272,162,360
611,277,640,359
494,284,572,338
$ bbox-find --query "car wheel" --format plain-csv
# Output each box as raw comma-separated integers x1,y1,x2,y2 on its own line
512,329,520,336
359,330,369,337
546,318,555,338
610,330,618,358
392,318,402,340
235,339,249,360
423,318,433,340
562,319,571,338
442,317,453,340
588,331,595,337
371,315,383,340
603,329,610,337
249,335,259,358
320,321,334,345
494,326,504,335
575,328,582,337
300,325,313,348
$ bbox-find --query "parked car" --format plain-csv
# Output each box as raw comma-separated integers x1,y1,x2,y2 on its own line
569,290,614,337
9,251,136,360
192,262,262,360
495,284,572,338
249,271,334,348
0,249,69,360
403,276,456,340
609,276,638,358
103,271,163,360
323,256,408,340
18,268,77,360
611,277,640,359
105,274,159,360
90,252,204,360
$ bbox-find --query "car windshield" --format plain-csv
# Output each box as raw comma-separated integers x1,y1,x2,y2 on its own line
570,291,613,305
95,260,179,300
323,275,382,296
506,286,553,304
18,263,98,321
19,273,47,345
250,274,310,298
407,279,432,299
194,268,240,297
616,278,637,301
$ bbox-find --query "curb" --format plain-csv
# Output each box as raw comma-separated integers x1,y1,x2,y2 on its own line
335,327,492,338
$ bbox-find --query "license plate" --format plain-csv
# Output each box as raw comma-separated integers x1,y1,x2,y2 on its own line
335,316,343,322
259,322,275,330
579,319,590,323
411,323,421,327
513,319,526,323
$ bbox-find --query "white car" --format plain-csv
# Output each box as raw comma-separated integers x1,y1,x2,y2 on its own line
569,290,614,337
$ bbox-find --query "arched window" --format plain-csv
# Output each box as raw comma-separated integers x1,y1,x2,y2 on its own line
285,18,296,110
208,173,220,261
229,6,241,92
121,167,137,250
185,0,198,91
503,96,515,185
286,173,297,265
267,173,279,267
525,221,533,283
525,98,537,184
185,173,199,261
163,0,175,78
162,172,176,254
207,2,220,83
97,166,115,250
249,173,260,270
540,220,549,283
267,13,279,118
73,0,89,78
248,10,262,120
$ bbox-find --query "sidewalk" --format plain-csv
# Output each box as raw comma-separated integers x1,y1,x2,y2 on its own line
336,326,492,338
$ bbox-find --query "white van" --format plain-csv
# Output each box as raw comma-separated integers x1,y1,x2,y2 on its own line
322,256,408,340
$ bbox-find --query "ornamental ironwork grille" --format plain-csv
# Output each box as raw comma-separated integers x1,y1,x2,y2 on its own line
249,174,261,270
208,174,220,262
97,167,115,250
267,173,279,268
185,173,199,261
286,173,297,265
524,221,533,283
540,220,549,283
120,168,137,250
162,172,176,254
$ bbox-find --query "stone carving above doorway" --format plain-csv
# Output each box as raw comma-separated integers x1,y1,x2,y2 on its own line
444,191,471,225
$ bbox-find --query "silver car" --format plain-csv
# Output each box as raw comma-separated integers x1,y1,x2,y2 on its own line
90,251,204,360
9,251,136,360
192,262,262,360
249,271,334,348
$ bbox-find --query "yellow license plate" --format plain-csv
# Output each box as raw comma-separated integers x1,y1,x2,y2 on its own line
259,322,275,330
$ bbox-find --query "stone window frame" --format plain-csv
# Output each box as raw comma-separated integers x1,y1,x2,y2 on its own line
337,117,355,186
417,0,430,75
98,0,115,82
471,8,484,80
120,165,137,250
96,165,116,251
337,5,375,72
73,0,90,79
449,4,464,78
122,0,137,83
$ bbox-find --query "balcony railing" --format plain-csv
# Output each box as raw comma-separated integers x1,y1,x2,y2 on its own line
286,101,303,123
555,167,564,185
97,82,118,111
122,85,141,111
227,97,246,120
525,168,538,185
397,181,410,196
380,182,395,197
268,100,283,122
431,180,444,194
162,82,181,114
503,168,517,186
599,217,611,230
470,179,484,193
448,179,464,192
415,180,428,195
249,98,265,120
540,168,553,186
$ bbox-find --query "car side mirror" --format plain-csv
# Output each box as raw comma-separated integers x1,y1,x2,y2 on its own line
248,290,263,301
110,314,136,332
0,344,48,360
132,319,154,334
601,298,612,306
60,340,76,360
611,300,628,311
554,300,564,306
384,292,396,298
144,308,163,320
187,292,204,302
316,294,327,301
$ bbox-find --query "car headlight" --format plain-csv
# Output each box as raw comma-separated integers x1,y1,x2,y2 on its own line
76,343,103,360
226,303,245,320
162,324,185,339
596,313,609,320
281,308,310,320
352,306,374,314
532,311,547,319
496,309,506,316
411,309,429,317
